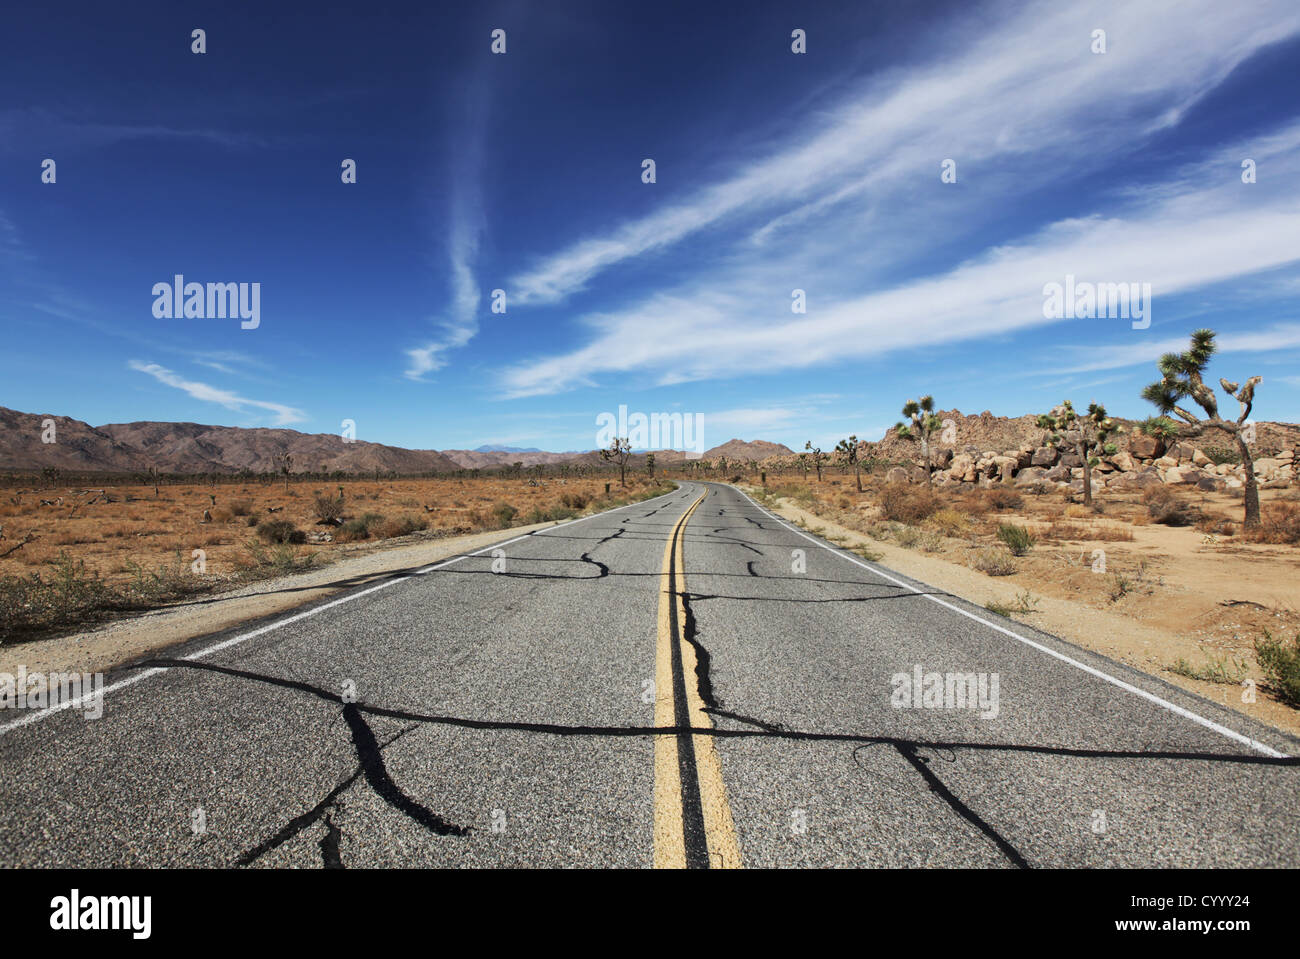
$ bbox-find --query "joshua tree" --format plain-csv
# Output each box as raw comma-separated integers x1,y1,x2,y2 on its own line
834,435,864,491
274,450,294,492
645,452,656,477
1141,328,1263,529
797,452,809,480
600,437,632,487
1037,400,1119,506
804,441,825,481
896,396,942,486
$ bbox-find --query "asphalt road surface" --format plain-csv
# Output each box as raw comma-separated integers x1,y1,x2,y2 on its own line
1,482,1296,868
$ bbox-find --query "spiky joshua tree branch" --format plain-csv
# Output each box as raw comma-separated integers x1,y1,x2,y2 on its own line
1141,329,1262,529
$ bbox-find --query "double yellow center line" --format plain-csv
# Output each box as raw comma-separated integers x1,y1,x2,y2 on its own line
653,493,743,869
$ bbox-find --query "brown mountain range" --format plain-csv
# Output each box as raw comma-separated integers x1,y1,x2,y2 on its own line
0,408,793,475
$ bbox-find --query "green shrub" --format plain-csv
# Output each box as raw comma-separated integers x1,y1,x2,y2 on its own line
995,522,1035,555
1255,630,1300,706
336,512,385,542
491,502,518,526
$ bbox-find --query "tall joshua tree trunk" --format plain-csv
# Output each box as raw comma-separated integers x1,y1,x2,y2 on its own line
1236,432,1261,529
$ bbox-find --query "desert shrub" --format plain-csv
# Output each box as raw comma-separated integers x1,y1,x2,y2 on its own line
313,494,344,523
256,519,305,544
1243,502,1300,545
970,547,1017,576
1142,486,1197,526
1255,629,1300,706
560,491,591,510
926,508,969,537
528,505,578,524
378,515,428,539
982,487,1023,511
1169,654,1250,685
995,522,1035,555
1202,446,1241,466
895,525,922,548
1195,513,1236,537
336,512,385,542
491,502,518,527
229,499,253,517
878,485,939,524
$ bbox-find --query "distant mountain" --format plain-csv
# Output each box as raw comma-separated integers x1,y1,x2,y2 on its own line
473,444,543,453
702,439,795,461
0,407,459,474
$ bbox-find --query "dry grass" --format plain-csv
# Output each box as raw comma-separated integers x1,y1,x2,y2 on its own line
0,475,671,642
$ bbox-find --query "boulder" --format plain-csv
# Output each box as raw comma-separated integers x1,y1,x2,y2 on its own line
1154,456,1178,469
1170,442,1196,463
1031,446,1058,467
948,453,975,482
1043,464,1072,483
932,447,954,469
1014,467,1048,488
992,455,1019,480
1164,466,1198,485
1059,451,1084,469
886,466,911,484
1108,451,1135,472
1196,475,1225,492
1191,449,1211,468
1128,433,1162,459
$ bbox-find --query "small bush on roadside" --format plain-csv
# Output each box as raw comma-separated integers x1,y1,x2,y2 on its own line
878,485,939,524
1255,629,1300,706
336,513,385,542
995,522,1035,555
970,547,1017,576
256,519,305,544
229,499,254,517
378,515,428,539
491,502,518,527
927,508,970,537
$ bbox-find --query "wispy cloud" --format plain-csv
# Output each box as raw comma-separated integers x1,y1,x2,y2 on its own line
1057,324,1300,374
128,361,306,425
505,0,1300,306
499,0,1300,398
405,76,492,381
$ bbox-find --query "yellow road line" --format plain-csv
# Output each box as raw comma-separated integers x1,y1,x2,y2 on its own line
653,493,743,869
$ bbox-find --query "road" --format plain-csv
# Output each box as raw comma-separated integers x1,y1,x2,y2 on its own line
1,481,1296,868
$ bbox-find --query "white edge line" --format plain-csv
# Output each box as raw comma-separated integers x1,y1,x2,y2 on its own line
733,486,1287,760
0,484,689,739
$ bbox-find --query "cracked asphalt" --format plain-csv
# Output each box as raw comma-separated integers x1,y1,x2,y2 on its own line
0,482,1296,868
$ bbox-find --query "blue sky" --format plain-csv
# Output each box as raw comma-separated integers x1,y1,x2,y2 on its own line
2,0,1299,454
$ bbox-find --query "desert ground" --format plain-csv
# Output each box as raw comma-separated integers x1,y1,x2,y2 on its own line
0,473,668,642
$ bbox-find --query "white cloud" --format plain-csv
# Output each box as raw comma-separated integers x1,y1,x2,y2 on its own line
506,0,1300,306
128,361,306,425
